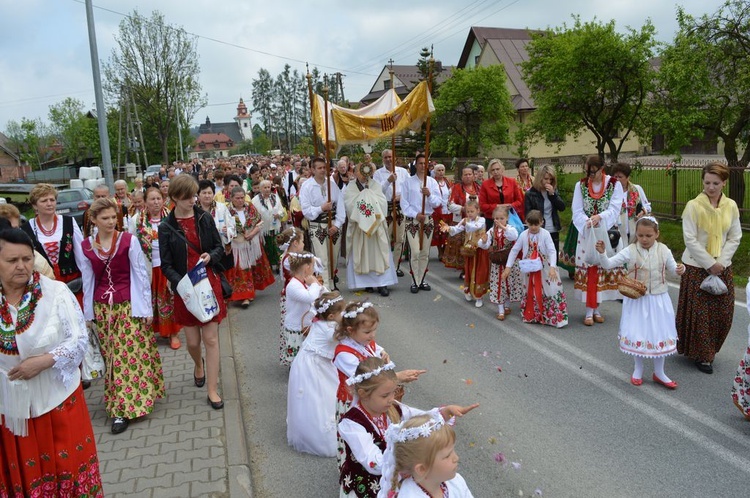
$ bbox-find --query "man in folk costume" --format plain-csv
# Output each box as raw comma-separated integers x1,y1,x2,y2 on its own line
299,156,346,289
401,153,442,293
343,163,398,296
373,149,409,277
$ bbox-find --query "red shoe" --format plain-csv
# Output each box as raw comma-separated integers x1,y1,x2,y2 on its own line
653,374,677,389
631,376,643,386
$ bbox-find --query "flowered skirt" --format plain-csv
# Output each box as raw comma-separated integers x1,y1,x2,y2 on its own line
676,264,735,362
519,262,568,328
558,225,577,275
278,294,287,365
731,340,750,421
442,232,465,269
152,266,181,338
279,326,305,367
431,209,451,247
0,385,103,497
335,397,353,472
488,262,523,305
94,301,165,419
263,232,281,268
252,248,276,291
225,265,256,302
618,293,677,357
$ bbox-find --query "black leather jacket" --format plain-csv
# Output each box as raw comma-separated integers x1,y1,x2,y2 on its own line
524,187,566,231
158,206,224,288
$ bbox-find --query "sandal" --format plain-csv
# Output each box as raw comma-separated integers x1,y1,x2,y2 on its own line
583,316,594,326
496,313,506,321
593,314,604,324
170,336,181,350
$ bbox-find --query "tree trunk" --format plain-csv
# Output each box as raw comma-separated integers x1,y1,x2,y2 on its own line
723,138,746,208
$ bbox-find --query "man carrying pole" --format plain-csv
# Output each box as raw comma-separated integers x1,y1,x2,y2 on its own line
373,148,409,277
400,153,441,293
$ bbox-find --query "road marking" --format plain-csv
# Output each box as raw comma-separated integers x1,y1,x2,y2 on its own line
429,274,750,475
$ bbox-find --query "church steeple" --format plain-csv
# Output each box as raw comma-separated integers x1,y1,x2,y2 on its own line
234,98,252,142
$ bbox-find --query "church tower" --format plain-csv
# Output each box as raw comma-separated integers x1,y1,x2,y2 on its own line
234,98,252,142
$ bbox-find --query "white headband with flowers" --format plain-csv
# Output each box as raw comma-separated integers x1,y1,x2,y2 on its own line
345,361,395,386
342,301,374,319
316,295,343,315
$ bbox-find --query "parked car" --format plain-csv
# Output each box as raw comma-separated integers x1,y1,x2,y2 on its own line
55,188,94,226
145,164,163,178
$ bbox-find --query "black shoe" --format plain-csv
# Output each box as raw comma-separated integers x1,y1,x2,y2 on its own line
396,269,404,277
194,359,206,387
378,286,390,297
459,272,465,280
111,417,129,434
410,284,419,294
365,287,375,293
208,395,224,410
419,282,431,291
81,380,91,390
695,361,713,374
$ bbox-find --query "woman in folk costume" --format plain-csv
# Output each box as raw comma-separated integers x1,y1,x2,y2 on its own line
226,186,275,308
129,187,182,350
443,167,480,271
251,179,286,272
0,229,104,496
440,200,490,308
731,282,750,420
197,179,236,268
568,155,625,326
79,198,164,435
611,162,651,245
431,164,452,262
343,163,398,297
503,210,568,328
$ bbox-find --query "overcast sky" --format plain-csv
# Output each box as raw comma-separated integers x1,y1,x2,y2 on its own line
0,0,726,131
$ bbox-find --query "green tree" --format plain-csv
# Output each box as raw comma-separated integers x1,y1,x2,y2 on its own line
251,133,272,155
103,10,206,165
4,118,53,169
431,65,514,157
48,97,96,164
653,0,750,205
522,18,657,162
252,68,275,139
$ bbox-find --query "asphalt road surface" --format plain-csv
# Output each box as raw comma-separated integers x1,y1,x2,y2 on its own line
230,253,750,498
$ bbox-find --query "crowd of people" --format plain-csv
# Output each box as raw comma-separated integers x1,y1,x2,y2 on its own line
0,151,747,496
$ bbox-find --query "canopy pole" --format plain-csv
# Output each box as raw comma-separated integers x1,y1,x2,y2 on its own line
418,51,435,251
306,63,319,158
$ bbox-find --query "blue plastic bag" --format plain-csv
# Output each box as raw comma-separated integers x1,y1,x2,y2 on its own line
508,207,525,234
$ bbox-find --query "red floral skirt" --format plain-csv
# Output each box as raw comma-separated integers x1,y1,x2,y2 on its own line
252,248,276,291
0,385,103,497
225,266,256,302
152,266,181,338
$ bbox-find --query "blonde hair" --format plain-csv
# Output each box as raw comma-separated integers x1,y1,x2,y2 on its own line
335,300,379,340
0,203,21,222
389,415,456,493
88,198,119,220
487,158,504,173
29,183,58,206
351,357,401,424
532,164,557,191
492,204,509,218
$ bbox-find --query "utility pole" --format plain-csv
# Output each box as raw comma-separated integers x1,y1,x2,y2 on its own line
175,81,184,162
84,0,114,190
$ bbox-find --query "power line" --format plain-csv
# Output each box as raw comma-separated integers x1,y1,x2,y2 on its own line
0,89,94,108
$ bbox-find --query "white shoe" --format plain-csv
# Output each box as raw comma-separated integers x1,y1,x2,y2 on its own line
464,292,472,301
475,299,483,308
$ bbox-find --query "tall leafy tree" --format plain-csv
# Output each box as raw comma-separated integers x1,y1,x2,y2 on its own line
522,18,657,162
4,118,53,169
431,65,514,157
252,68,275,139
47,97,98,164
654,0,750,205
103,10,206,164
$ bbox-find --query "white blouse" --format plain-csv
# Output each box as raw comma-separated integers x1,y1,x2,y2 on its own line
283,278,322,330
400,175,442,218
251,193,285,235
393,473,474,497
506,229,557,268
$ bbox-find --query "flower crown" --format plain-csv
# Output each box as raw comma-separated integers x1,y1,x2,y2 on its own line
316,295,343,315
636,215,658,227
342,301,374,319
346,361,395,386
376,410,456,498
279,227,298,252
288,252,315,260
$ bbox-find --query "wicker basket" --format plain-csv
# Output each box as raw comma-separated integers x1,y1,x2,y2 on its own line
459,244,477,257
618,276,646,299
488,246,511,265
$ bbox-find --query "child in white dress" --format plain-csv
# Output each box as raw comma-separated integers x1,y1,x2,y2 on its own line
477,205,519,320
282,252,323,366
277,227,305,365
595,216,685,387
503,210,568,328
338,358,477,498
287,291,346,457
731,282,750,420
377,414,474,498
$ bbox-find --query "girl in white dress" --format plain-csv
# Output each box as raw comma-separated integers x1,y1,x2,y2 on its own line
378,414,474,498
477,205,519,320
595,217,685,387
287,291,345,457
282,252,323,366
503,210,568,328
277,227,305,365
338,357,477,498
731,283,750,420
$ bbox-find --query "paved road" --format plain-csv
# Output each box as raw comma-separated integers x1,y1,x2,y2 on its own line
231,254,750,498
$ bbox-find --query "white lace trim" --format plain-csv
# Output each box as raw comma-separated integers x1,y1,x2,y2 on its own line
50,291,88,389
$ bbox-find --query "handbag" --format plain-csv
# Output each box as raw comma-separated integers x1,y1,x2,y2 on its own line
176,261,220,323
518,257,543,273
607,228,621,249
163,221,233,300
81,322,105,381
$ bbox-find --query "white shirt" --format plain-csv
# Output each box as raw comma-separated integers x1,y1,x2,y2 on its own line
283,278,322,330
571,176,625,233
373,166,410,202
506,228,557,268
393,473,474,497
298,176,346,228
447,216,485,237
251,193,285,234
477,225,519,250
400,175,442,218
435,179,451,210
333,337,385,379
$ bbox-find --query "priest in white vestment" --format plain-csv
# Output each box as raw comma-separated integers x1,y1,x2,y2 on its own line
343,163,398,295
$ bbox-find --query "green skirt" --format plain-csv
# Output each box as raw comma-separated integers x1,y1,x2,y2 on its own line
558,224,578,274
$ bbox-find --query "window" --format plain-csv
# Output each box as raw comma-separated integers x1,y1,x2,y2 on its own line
383,80,391,90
